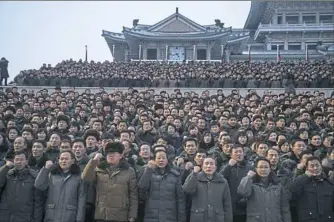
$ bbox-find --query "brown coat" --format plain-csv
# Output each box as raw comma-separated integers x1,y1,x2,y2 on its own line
82,158,138,221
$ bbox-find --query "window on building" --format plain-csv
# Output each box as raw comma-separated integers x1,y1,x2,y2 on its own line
320,14,334,23
286,14,299,24
303,14,316,24
197,49,206,60
147,49,157,60
288,44,301,50
271,45,284,50
307,44,317,50
277,15,283,24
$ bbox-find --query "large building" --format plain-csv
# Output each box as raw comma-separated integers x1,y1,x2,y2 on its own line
102,1,334,62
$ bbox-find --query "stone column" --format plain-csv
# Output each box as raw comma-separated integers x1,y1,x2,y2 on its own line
284,39,288,50
273,13,278,24
206,43,212,61
138,44,142,61
316,12,320,24
267,42,272,50
143,45,147,60
299,12,303,24
282,12,286,24
193,45,197,61
156,45,160,60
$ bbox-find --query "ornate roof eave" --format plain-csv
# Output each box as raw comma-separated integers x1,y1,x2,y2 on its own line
244,1,267,30
228,35,250,44
102,30,127,43
123,30,231,41
147,12,206,32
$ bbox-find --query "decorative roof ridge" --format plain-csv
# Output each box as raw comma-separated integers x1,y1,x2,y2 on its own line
147,11,206,32
102,30,124,37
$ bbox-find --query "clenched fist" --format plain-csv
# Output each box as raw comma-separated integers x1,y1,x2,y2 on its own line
193,166,201,173
45,160,53,169
5,160,14,168
94,153,103,161
228,159,237,166
176,157,184,166
147,160,156,169
185,162,194,170
247,170,256,178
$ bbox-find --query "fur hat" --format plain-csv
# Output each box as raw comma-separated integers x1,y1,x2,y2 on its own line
57,115,70,125
154,104,164,111
83,129,100,141
105,142,124,154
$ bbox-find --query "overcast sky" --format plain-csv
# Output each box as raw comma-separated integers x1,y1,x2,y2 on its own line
0,1,251,81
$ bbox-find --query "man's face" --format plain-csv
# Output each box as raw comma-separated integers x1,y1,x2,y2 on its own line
185,141,197,155
266,149,279,166
120,132,130,142
14,153,28,171
202,158,216,175
72,142,86,158
32,142,44,158
85,136,97,148
139,145,151,159
292,141,306,157
306,159,322,176
231,147,244,162
194,152,206,166
22,131,33,141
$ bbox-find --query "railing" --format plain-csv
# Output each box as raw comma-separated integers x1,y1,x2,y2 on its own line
254,22,334,40
2,86,333,97
130,59,222,63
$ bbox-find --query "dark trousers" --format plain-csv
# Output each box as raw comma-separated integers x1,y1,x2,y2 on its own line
0,78,7,86
233,214,247,222
0,78,8,86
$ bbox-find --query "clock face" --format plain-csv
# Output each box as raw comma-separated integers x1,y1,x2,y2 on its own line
169,46,185,61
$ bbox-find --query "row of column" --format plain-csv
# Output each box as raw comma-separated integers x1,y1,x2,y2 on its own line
135,44,226,61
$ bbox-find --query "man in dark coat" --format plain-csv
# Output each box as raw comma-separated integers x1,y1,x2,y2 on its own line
290,156,334,222
220,144,252,222
0,58,9,86
183,156,233,222
0,151,44,222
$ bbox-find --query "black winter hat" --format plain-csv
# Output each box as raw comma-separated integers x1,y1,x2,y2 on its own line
83,129,100,141
57,115,70,125
154,104,164,111
105,142,124,154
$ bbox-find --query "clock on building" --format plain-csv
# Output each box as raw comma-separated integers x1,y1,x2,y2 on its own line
169,46,185,61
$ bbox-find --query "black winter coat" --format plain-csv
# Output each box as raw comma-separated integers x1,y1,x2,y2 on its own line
0,166,44,222
138,165,186,222
290,174,334,222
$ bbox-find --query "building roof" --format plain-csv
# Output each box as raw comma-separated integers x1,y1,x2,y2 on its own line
102,7,249,42
244,1,267,29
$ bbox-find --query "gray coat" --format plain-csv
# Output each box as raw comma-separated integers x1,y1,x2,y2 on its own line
237,175,291,222
0,166,44,222
34,164,86,222
183,171,233,222
138,165,186,222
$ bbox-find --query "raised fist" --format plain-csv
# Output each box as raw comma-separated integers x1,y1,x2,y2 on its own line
247,170,256,178
94,153,103,161
185,162,194,170
193,166,201,173
147,160,156,169
228,159,237,166
297,163,304,170
45,160,53,169
5,160,14,168
176,157,184,166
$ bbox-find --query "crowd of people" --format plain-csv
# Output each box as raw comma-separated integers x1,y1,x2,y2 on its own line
13,59,334,88
0,85,333,222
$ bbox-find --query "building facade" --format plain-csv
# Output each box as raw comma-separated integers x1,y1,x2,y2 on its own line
103,1,334,62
